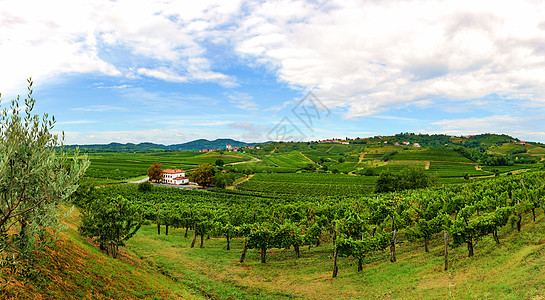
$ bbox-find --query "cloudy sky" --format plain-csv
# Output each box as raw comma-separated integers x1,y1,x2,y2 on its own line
2,0,545,144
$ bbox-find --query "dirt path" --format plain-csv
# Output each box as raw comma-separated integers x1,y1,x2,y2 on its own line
227,156,260,165
128,177,149,183
425,161,430,170
325,146,334,153
358,152,367,163
228,174,255,189
299,151,319,165
270,147,277,154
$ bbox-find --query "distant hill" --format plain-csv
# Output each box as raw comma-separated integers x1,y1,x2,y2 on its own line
168,138,264,151
64,138,269,152
353,133,535,150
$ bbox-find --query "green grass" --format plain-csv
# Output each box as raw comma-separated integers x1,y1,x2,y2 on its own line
122,211,545,299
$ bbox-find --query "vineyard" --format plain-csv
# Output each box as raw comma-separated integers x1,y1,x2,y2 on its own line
70,170,545,298
36,138,545,298
235,173,377,196
83,151,251,181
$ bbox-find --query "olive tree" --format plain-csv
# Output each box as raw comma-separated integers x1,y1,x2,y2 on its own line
0,79,89,264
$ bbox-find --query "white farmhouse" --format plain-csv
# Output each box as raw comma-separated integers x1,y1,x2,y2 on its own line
162,169,189,185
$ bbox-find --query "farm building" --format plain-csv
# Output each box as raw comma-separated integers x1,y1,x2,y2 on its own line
162,169,189,185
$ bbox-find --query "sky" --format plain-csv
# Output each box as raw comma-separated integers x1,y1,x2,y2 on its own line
2,0,545,145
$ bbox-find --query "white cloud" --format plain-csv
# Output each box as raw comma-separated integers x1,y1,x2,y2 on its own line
432,115,522,135
234,0,545,117
427,114,545,142
0,0,243,95
73,105,127,112
57,120,97,125
227,92,258,110
228,121,270,140
58,126,254,145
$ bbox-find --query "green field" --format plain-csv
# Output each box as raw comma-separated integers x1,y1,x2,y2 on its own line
428,162,491,177
84,151,251,180
390,148,473,162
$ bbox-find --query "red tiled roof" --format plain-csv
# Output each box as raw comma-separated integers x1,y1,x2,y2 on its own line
173,176,189,180
163,169,185,174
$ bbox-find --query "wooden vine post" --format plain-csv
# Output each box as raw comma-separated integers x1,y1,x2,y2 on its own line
444,230,448,271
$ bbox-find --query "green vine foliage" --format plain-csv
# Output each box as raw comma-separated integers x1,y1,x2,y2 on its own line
79,195,142,258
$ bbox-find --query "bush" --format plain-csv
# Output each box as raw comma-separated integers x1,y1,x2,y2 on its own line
375,166,435,193
138,181,153,192
215,172,238,189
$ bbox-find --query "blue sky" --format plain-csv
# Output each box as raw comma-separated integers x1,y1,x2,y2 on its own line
2,0,545,144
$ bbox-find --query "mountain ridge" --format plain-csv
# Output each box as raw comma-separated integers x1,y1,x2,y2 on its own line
63,138,269,152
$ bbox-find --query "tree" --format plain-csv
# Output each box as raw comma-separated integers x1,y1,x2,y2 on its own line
215,159,224,167
215,172,236,189
398,166,435,190
190,163,215,187
79,195,142,258
138,181,153,192
0,79,89,272
375,169,397,193
147,162,163,182
375,167,435,193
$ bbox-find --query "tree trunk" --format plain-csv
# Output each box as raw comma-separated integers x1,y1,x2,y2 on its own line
184,226,188,238
424,236,429,253
357,258,363,272
532,208,536,222
444,230,448,271
157,223,160,235
332,246,339,278
260,247,267,263
19,219,27,248
542,199,545,221
240,243,248,263
226,234,230,250
516,214,522,232
493,229,500,244
390,229,397,262
200,234,204,248
294,245,300,258
165,224,169,235
467,237,474,257
190,224,197,248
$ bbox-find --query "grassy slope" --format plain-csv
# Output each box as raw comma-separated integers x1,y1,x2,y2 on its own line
126,211,545,299
1,208,202,300
3,207,545,299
